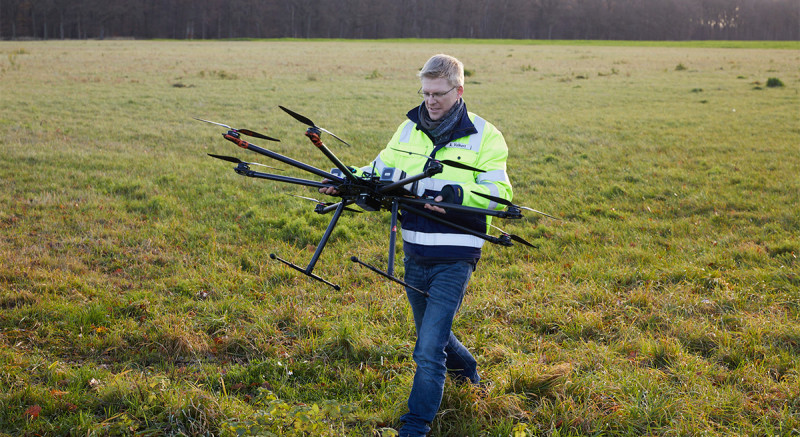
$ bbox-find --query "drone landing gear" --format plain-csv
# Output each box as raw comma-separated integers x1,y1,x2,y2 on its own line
350,200,428,297
270,253,341,290
269,201,348,291
350,257,428,297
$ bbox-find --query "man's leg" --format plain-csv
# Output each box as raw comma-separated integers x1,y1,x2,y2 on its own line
445,333,480,384
399,259,473,436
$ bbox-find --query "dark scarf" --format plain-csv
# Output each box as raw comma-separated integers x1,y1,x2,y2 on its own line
418,98,466,146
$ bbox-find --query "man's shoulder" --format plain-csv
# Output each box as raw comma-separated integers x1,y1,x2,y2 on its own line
467,112,501,132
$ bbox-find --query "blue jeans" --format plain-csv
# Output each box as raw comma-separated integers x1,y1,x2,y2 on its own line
399,256,479,437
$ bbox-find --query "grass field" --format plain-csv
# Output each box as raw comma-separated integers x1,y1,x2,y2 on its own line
1,39,798,436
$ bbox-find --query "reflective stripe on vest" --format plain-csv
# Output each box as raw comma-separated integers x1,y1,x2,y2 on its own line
369,155,388,174
465,116,486,153
478,181,501,210
415,177,455,196
398,121,415,143
402,229,485,249
476,169,509,210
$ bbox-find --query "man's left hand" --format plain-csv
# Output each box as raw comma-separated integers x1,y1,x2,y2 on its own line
424,195,447,214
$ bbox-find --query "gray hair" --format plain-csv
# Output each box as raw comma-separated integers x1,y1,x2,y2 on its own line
418,54,464,88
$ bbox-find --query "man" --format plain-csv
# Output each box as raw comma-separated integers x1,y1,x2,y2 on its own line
322,54,512,436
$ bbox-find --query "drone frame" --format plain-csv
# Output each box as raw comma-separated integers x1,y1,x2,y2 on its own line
200,107,551,293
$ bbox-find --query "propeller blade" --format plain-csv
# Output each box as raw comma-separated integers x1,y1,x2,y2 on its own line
195,118,280,142
194,117,231,130
317,127,352,147
439,159,486,173
390,148,485,173
238,129,281,142
207,154,281,170
510,234,537,248
488,223,537,248
288,194,362,213
279,105,316,127
208,153,242,164
472,191,511,207
279,105,352,147
389,147,428,160
472,191,560,220
289,194,329,204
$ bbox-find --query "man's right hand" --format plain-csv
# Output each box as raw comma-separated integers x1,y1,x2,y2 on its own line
319,179,339,196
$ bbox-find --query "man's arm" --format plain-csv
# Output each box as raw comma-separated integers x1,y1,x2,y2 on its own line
439,124,512,211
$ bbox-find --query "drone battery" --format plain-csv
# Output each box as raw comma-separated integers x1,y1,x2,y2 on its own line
380,167,416,194
380,167,406,183
330,167,358,178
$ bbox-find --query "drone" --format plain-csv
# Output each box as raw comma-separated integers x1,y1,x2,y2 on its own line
196,107,558,295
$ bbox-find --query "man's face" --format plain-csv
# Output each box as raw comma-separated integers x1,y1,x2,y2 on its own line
420,77,463,121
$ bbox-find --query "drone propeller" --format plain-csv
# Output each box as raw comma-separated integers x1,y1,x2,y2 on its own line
207,153,282,170
289,194,362,213
390,148,486,173
278,106,352,147
472,191,561,220
488,223,537,248
194,117,280,142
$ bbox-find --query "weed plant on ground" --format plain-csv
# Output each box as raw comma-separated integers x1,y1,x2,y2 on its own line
1,40,798,436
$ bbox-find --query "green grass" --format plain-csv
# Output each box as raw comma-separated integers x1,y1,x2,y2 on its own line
1,40,798,436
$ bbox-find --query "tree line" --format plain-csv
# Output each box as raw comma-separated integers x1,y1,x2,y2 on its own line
2,0,797,41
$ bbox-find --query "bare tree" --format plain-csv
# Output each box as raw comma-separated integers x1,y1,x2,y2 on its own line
1,0,797,41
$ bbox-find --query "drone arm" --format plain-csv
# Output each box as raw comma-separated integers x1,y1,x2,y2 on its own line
317,199,356,214
305,129,362,184
398,203,512,246
396,197,522,220
235,168,336,189
224,134,344,183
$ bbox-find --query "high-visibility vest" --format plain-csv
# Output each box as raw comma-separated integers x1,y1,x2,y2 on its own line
369,111,512,260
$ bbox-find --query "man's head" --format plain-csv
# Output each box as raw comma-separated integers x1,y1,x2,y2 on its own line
418,54,464,88
418,54,465,121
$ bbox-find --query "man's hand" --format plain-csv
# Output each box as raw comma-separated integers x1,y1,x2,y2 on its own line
423,185,461,214
319,179,339,196
424,195,447,214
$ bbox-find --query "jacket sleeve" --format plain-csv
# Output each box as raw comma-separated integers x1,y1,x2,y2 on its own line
359,121,407,175
453,123,512,211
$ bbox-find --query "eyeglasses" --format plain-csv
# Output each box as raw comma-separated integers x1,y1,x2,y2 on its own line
417,86,457,101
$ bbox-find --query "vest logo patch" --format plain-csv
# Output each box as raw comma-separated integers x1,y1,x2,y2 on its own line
445,142,470,150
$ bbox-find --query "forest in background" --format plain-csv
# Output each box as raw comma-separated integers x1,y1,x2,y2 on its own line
1,0,798,41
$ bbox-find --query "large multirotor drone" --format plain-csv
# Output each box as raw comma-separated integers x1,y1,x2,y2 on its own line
197,107,557,295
